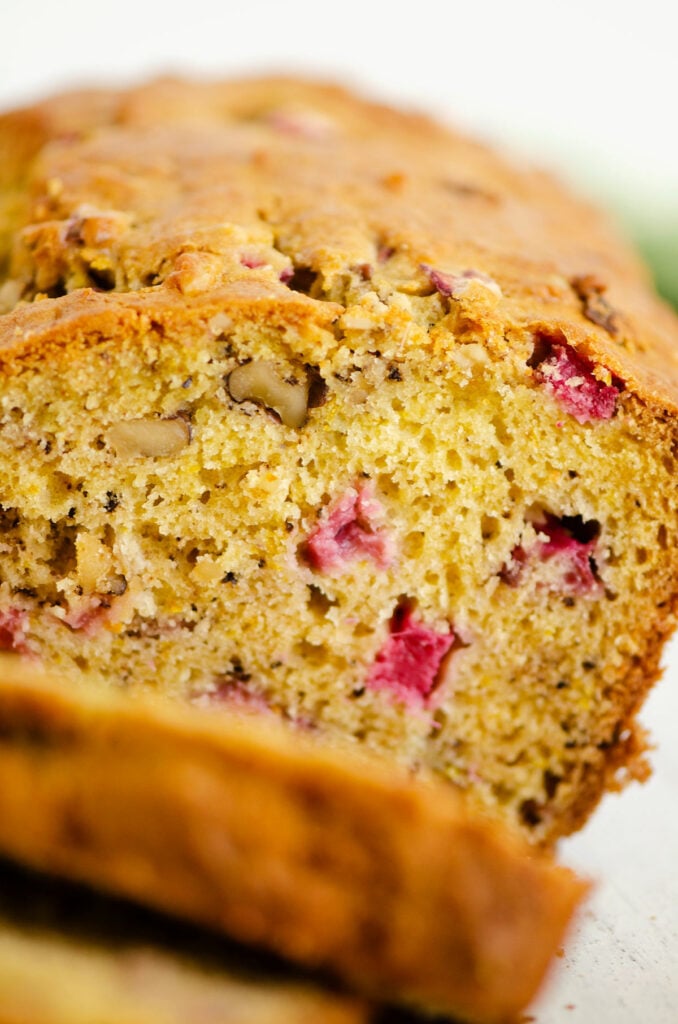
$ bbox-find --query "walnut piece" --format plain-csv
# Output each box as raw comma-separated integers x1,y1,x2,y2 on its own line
75,532,113,594
108,417,190,458
227,361,309,428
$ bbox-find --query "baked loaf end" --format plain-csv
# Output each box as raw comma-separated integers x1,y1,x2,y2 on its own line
1,77,678,844
0,659,587,1024
0,859,370,1024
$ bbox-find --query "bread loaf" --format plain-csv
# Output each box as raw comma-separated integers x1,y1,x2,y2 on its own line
1,77,677,844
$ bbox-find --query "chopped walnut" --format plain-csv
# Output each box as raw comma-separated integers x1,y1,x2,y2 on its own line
76,532,113,594
227,361,311,428
208,311,233,336
570,275,619,336
63,204,132,248
108,417,190,458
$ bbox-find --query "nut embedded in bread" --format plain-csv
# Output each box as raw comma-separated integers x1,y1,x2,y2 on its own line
1,76,678,845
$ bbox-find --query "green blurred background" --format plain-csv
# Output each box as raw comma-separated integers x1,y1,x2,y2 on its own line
637,230,678,310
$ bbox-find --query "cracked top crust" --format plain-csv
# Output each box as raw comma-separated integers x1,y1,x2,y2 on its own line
1,75,678,411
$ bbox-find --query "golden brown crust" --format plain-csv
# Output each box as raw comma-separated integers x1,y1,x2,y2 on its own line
0,657,587,1024
1,76,678,411
553,610,668,838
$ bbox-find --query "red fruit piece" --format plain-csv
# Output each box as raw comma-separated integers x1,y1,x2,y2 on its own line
60,599,109,635
501,515,601,595
305,485,394,573
537,516,601,594
265,108,335,140
532,340,618,424
367,605,455,707
377,244,395,263
421,263,501,299
240,254,267,269
191,678,271,714
0,608,30,654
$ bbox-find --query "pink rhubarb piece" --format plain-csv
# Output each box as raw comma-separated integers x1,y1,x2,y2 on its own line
240,254,267,269
421,263,501,299
60,599,109,636
0,608,30,655
367,605,454,707
533,341,618,424
266,108,334,140
536,516,600,594
503,516,600,595
191,678,271,714
305,485,394,573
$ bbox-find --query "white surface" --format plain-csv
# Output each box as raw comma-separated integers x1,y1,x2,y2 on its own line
1,3,678,1019
533,641,678,1022
2,1,678,216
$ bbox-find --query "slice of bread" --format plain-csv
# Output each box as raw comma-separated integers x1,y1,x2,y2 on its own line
0,657,586,1024
1,78,677,844
0,857,369,1024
